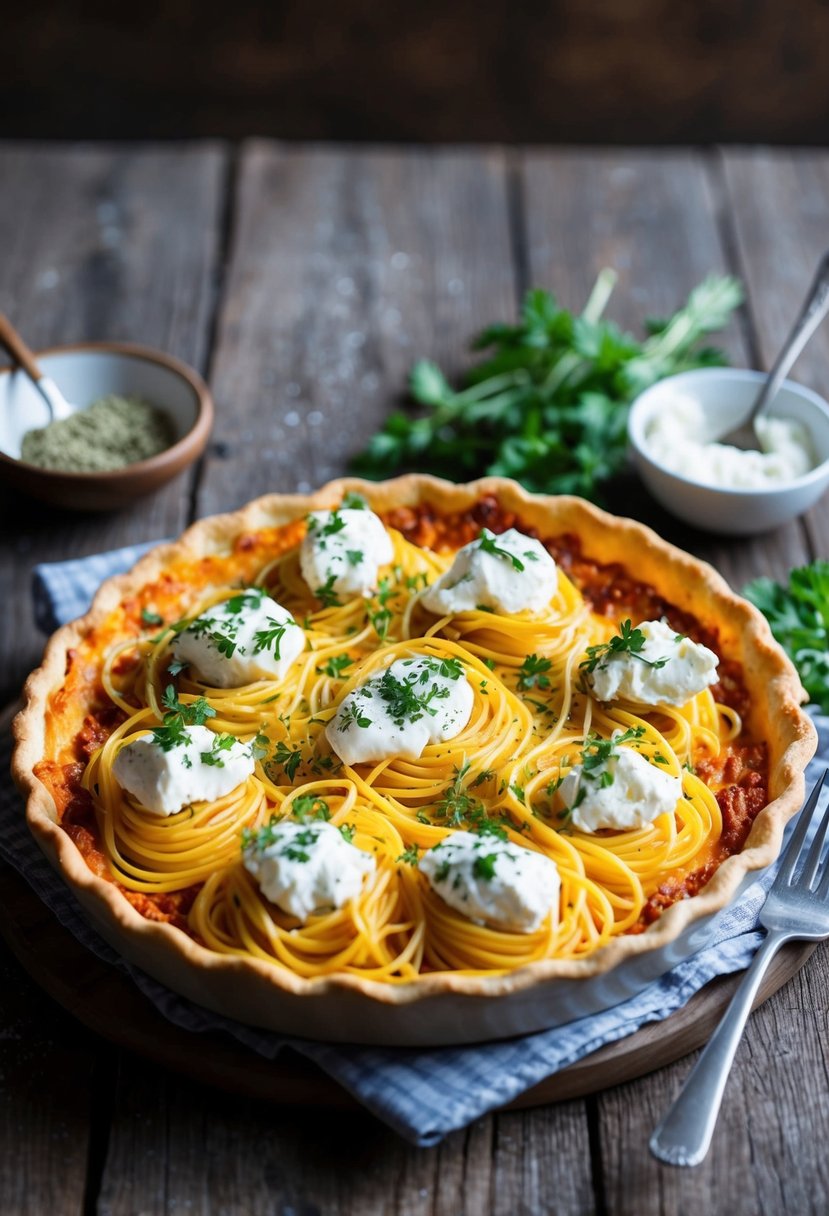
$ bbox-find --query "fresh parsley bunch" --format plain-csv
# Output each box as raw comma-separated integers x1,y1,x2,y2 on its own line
744,562,829,712
351,271,743,500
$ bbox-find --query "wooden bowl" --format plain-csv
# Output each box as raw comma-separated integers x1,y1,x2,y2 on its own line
0,341,213,511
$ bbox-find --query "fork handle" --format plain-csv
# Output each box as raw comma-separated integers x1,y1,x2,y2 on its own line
649,927,790,1167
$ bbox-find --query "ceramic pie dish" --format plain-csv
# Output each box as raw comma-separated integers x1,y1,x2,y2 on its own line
12,476,816,1044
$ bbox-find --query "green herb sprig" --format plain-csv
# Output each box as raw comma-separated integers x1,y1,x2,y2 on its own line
517,653,553,690
350,272,742,501
152,685,217,751
744,561,829,712
581,620,670,674
478,529,525,572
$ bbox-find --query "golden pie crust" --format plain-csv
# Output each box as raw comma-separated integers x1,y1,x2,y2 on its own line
12,476,817,1013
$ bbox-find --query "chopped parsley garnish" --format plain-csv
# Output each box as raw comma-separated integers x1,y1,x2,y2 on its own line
241,813,283,852
337,700,374,732
251,731,270,761
581,726,644,769
310,752,342,776
376,666,450,727
317,653,354,679
478,528,525,572
307,511,347,539
141,607,164,626
472,852,498,880
580,620,670,674
314,574,342,609
253,618,291,657
341,492,368,510
346,549,363,566
436,657,464,680
200,733,237,767
517,653,552,690
339,823,357,843
569,726,647,800
292,794,331,822
397,843,420,866
168,658,187,677
467,811,509,841
434,761,481,826
368,606,392,640
267,740,304,782
151,686,217,751
224,589,264,614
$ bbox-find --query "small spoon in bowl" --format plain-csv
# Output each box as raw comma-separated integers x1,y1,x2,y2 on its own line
717,251,829,450
0,314,75,423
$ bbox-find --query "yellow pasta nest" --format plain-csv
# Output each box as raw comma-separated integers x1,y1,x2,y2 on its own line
85,527,735,981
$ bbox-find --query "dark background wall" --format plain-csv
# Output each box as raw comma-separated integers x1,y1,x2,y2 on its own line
4,0,829,143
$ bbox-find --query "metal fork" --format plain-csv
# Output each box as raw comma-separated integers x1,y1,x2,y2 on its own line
650,767,829,1167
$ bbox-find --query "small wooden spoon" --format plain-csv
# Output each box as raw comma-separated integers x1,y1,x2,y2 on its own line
0,315,75,422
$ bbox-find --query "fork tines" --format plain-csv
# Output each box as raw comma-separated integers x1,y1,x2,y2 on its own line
776,767,829,890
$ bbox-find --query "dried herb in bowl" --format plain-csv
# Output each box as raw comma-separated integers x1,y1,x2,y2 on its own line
21,395,175,473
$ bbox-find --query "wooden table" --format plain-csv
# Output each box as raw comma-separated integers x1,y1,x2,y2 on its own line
1,143,828,1215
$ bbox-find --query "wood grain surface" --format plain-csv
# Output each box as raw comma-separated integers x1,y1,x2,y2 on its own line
1,142,828,1216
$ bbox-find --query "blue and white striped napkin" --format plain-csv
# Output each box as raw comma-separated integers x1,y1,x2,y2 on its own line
2,544,824,1146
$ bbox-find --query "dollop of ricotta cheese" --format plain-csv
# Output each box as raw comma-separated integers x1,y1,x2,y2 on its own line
645,392,814,488
559,739,682,833
300,506,394,600
243,820,375,921
326,654,474,766
420,528,557,616
418,830,560,933
113,724,255,816
171,589,304,688
585,619,719,707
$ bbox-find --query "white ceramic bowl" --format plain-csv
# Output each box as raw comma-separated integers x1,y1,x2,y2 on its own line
628,368,829,535
0,342,213,510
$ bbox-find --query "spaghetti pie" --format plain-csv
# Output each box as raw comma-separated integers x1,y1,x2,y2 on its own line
18,479,814,995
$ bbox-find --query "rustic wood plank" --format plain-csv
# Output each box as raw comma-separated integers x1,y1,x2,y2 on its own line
0,142,227,704
98,1054,597,1216
0,935,105,1216
197,141,518,514
0,143,227,1212
599,944,829,1215
98,1067,490,1216
518,147,811,588
491,1107,597,1216
721,148,829,559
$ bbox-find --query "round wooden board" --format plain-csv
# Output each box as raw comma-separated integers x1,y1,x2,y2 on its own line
3,700,816,1111
0,866,815,1109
